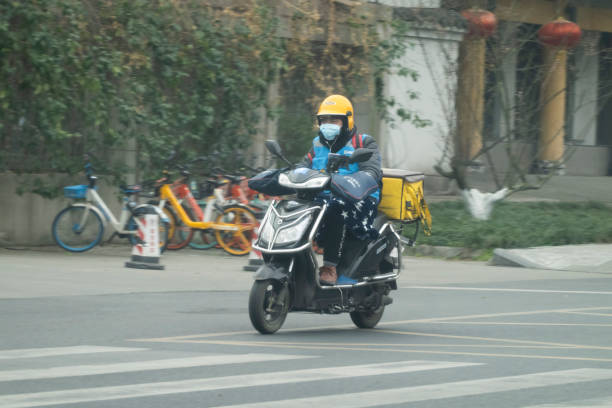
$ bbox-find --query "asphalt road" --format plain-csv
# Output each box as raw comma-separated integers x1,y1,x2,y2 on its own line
1,246,611,408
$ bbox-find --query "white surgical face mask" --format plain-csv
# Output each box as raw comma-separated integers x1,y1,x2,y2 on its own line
319,123,341,141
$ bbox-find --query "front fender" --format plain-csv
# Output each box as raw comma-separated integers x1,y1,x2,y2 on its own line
254,263,289,281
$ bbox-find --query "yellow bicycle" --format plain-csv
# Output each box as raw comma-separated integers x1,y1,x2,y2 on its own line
151,169,257,256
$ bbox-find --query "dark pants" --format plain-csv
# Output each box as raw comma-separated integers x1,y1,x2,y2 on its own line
316,196,379,267
319,204,346,266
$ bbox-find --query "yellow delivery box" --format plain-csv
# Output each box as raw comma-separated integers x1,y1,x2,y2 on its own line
378,168,432,234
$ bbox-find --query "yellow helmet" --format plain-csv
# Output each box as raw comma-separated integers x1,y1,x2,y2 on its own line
316,94,354,132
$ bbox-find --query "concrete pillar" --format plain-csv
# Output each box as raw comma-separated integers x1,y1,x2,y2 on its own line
538,46,567,163
456,37,486,162
569,30,599,146
492,22,519,140
252,79,279,168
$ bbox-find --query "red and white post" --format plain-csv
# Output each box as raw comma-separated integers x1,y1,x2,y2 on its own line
125,211,165,270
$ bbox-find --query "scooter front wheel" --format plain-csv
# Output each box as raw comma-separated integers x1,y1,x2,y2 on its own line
248,280,289,334
350,306,385,329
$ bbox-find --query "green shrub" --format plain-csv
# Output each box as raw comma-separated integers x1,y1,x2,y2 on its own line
415,201,612,249
0,1,423,196
0,0,282,187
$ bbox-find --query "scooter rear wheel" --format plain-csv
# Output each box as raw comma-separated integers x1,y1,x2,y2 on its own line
350,306,385,329
249,280,289,334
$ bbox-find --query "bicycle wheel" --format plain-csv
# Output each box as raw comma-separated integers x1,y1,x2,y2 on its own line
188,229,217,250
214,206,257,256
168,205,194,250
188,202,217,250
52,205,104,252
127,208,170,253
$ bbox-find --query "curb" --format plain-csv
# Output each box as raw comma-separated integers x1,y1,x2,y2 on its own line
404,244,488,260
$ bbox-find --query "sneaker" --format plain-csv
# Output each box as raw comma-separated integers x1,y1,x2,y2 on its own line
319,265,337,285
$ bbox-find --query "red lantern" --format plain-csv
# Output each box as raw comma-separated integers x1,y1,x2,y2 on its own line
461,8,498,38
538,18,581,48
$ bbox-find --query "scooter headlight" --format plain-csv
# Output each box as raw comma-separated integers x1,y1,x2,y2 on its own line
275,215,312,244
259,220,275,244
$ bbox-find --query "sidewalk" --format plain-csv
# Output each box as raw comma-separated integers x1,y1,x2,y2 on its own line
0,245,253,298
491,245,612,273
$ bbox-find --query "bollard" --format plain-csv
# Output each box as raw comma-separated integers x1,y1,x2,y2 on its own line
242,229,263,272
125,209,165,270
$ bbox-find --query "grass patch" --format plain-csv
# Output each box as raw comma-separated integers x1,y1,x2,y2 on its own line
412,201,612,250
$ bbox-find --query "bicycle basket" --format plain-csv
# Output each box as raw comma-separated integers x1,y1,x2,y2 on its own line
63,185,88,199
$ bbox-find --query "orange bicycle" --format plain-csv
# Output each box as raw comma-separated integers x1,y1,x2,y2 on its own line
150,163,258,256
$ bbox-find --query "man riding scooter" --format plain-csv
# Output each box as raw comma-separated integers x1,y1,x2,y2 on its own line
299,94,383,285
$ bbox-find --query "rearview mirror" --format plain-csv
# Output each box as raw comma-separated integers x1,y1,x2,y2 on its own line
265,140,283,156
265,139,292,166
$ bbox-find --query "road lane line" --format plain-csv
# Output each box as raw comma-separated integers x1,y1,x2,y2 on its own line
208,368,612,408
432,321,612,327
139,328,611,352
560,311,612,317
131,306,612,342
374,329,612,351
0,346,147,360
383,306,612,325
402,286,612,296
0,360,480,408
523,395,612,407
0,353,313,382
170,339,612,363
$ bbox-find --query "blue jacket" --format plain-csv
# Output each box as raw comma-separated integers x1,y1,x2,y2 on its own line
303,133,381,201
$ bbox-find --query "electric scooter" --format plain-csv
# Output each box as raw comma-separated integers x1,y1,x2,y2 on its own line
247,140,403,334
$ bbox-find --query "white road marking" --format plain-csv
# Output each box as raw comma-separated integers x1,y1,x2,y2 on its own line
209,368,612,408
0,353,313,382
430,321,612,327
132,306,612,343
134,306,612,343
0,360,479,408
0,346,147,360
402,286,612,296
522,395,612,407
560,311,612,317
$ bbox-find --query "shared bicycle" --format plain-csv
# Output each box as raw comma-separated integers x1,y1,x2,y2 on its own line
52,159,169,252
148,158,258,256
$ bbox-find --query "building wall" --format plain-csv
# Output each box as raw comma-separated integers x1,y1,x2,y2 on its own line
380,25,464,174
0,174,122,246
487,0,611,174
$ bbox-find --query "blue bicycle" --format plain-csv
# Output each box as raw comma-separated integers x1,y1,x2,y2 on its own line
52,160,169,252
